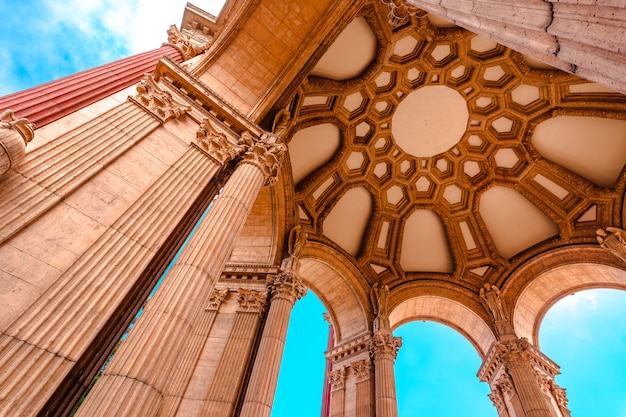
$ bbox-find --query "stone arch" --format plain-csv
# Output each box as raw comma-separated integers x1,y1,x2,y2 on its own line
509,246,626,346
388,295,496,359
299,241,371,343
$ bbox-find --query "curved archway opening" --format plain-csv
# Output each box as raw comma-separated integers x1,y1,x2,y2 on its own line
272,291,329,417
394,321,496,417
538,288,626,417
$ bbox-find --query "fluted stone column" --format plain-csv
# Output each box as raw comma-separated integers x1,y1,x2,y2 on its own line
238,270,307,417
369,331,402,417
74,133,286,417
478,338,567,417
352,358,374,417
157,288,229,417
0,110,34,177
328,368,347,417
200,288,269,417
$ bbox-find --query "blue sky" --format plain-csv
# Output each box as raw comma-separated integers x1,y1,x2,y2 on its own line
2,2,625,416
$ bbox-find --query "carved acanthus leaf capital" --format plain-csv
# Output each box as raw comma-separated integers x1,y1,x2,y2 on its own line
381,0,428,27
0,110,35,144
488,391,506,412
196,118,244,165
239,132,286,186
166,24,210,60
369,330,402,360
206,288,229,311
237,288,269,314
597,227,626,263
493,371,515,396
132,74,191,123
495,338,532,368
328,367,347,391
351,358,373,382
267,271,307,303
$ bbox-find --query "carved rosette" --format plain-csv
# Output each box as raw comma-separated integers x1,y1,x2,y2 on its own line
131,74,191,123
195,118,244,165
328,367,347,392
381,0,428,27
369,331,402,360
206,288,229,311
0,109,35,176
351,358,373,382
237,289,269,314
166,24,210,60
239,133,286,186
267,271,307,304
597,227,626,263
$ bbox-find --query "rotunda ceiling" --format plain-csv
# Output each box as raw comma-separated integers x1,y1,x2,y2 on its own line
285,3,626,292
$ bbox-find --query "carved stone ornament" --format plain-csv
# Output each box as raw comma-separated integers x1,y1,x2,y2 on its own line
166,24,210,60
488,391,506,412
132,74,191,123
239,132,287,186
0,109,35,176
551,381,569,409
495,338,532,368
381,0,428,27
272,108,292,139
266,271,307,303
480,283,508,321
196,118,244,165
206,288,229,311
351,358,372,382
327,367,347,391
493,371,515,396
369,330,402,360
370,282,391,332
597,227,626,263
237,288,269,314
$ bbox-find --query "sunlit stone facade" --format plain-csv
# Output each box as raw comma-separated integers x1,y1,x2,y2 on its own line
1,1,625,416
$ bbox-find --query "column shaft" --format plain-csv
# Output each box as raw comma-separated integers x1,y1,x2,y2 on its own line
373,356,399,417
74,160,267,417
0,145,222,416
0,45,183,127
508,366,555,417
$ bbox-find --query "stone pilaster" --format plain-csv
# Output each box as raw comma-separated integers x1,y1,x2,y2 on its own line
328,367,347,417
200,288,269,417
369,331,402,417
238,271,307,417
478,338,566,417
0,109,34,177
73,133,285,417
352,358,374,417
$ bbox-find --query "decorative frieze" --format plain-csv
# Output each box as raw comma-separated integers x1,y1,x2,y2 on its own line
326,332,372,362
328,367,347,392
206,288,230,311
237,288,269,314
130,74,191,123
0,109,35,175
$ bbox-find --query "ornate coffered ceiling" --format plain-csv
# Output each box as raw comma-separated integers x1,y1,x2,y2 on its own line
283,3,626,291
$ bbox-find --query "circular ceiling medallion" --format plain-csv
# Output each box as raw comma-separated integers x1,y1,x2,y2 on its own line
392,86,469,157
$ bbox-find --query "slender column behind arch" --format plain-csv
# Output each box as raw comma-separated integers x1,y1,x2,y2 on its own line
238,270,307,417
328,368,347,417
73,134,286,417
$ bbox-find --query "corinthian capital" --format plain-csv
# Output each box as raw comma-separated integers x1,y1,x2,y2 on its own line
132,74,191,123
166,24,210,60
206,288,229,311
369,330,402,360
196,118,244,165
267,271,307,304
597,227,626,264
1,109,35,176
351,358,372,382
239,132,286,186
237,288,269,314
328,367,347,391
